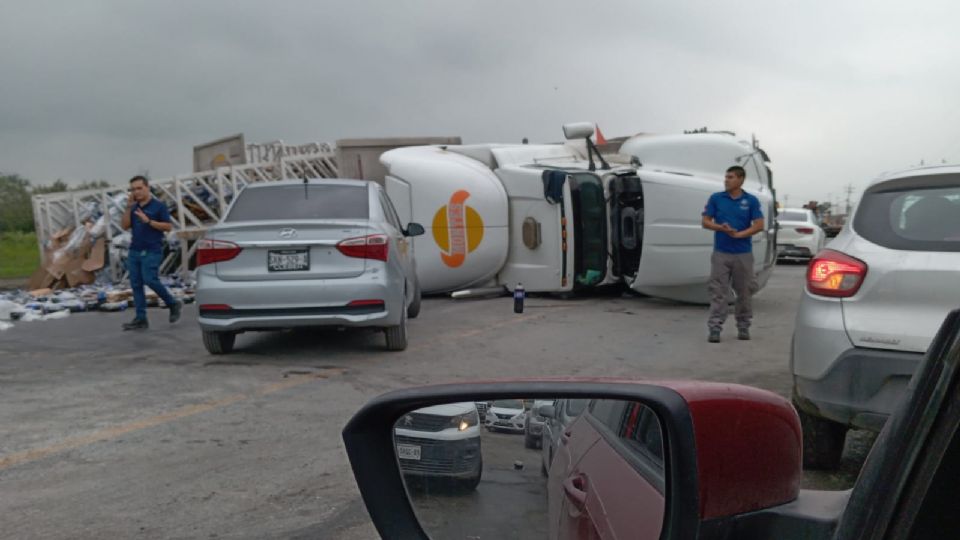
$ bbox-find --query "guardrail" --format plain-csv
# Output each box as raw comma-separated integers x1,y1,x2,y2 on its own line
31,153,340,282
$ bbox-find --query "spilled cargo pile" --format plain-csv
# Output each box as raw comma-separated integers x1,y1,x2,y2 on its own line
0,277,195,331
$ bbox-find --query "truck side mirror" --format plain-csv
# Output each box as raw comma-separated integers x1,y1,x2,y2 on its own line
404,223,425,237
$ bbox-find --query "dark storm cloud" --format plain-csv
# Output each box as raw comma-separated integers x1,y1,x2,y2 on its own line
1,0,959,206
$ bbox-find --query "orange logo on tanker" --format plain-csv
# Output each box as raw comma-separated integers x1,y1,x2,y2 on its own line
432,190,484,268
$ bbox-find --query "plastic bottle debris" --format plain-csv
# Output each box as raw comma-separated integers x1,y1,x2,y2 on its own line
42,310,70,320
0,321,12,331
513,283,525,314
99,302,129,312
0,300,20,320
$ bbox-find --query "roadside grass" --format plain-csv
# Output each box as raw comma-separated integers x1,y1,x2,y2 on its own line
0,231,39,279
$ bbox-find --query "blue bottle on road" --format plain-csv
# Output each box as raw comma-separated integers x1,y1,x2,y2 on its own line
514,283,525,314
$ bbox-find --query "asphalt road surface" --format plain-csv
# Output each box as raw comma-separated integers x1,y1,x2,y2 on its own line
0,265,873,539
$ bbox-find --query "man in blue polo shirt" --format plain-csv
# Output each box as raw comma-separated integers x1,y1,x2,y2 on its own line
120,175,181,331
701,166,765,343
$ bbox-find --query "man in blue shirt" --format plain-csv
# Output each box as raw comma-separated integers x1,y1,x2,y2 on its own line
120,175,181,330
701,166,765,343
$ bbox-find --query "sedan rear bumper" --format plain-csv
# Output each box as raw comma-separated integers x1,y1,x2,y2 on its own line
196,270,403,332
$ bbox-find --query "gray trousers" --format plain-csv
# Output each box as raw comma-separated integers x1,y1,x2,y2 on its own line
708,252,758,331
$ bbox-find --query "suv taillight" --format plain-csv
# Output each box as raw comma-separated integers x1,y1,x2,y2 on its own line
196,239,242,266
795,227,815,234
807,249,867,298
337,234,389,262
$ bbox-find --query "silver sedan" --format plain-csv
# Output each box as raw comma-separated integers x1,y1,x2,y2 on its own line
196,179,424,354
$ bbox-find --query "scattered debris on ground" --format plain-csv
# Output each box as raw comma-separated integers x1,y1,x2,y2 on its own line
0,277,195,329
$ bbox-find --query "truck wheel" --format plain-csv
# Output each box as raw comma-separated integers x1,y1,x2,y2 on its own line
202,331,236,355
796,404,847,470
384,309,408,351
407,281,422,319
458,459,483,491
524,431,538,449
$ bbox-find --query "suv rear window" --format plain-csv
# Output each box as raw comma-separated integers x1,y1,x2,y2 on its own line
226,184,369,222
854,182,960,252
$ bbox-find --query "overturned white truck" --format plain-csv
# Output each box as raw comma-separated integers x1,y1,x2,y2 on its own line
381,124,777,304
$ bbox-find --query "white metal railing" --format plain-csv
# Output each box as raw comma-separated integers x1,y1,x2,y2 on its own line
31,151,340,283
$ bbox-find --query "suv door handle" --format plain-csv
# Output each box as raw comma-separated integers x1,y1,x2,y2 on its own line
563,474,587,511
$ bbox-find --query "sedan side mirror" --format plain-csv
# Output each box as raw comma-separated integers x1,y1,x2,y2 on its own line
405,223,425,237
343,380,804,539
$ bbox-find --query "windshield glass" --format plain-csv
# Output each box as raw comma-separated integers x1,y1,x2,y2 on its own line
226,184,368,222
570,173,607,286
492,399,524,409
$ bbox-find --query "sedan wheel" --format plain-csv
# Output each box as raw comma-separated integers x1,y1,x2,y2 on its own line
202,331,236,355
384,307,408,351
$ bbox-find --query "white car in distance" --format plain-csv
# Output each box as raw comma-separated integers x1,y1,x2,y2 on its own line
484,399,527,433
776,207,826,262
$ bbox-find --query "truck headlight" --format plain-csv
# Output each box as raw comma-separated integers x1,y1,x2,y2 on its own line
451,409,479,431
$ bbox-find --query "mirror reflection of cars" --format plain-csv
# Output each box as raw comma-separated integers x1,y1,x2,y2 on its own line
195,179,425,354
523,400,553,449
474,401,489,423
484,399,526,433
775,207,826,262
393,402,482,490
546,400,664,539
344,309,960,539
792,168,960,469
539,398,588,477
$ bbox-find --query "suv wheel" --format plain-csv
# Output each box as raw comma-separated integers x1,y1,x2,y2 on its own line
384,307,408,351
796,403,847,470
202,331,236,355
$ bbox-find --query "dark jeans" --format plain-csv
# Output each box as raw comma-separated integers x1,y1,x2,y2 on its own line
128,249,176,321
708,251,758,332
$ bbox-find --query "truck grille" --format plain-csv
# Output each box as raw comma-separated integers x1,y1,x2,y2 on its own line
397,412,450,432
395,435,477,475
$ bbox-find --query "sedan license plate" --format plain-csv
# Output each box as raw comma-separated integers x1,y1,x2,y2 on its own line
397,444,421,461
268,249,309,272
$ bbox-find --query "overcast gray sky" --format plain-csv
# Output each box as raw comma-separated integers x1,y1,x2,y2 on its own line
3,0,960,208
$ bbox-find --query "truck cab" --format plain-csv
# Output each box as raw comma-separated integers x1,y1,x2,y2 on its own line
380,126,777,304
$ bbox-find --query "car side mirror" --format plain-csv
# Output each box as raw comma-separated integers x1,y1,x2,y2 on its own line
404,222,425,237
538,404,556,419
343,380,802,539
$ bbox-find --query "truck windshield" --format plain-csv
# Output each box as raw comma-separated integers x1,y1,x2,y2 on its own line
569,173,607,286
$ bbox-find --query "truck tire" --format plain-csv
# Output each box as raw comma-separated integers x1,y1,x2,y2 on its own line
384,309,408,351
524,431,538,449
203,331,236,355
458,459,483,491
796,404,847,470
407,281,422,319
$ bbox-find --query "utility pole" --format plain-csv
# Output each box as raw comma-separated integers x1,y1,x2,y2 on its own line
844,184,855,216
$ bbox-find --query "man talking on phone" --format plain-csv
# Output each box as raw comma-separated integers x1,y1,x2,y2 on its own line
120,175,181,330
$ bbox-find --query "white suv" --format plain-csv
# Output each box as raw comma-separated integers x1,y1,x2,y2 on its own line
792,166,960,469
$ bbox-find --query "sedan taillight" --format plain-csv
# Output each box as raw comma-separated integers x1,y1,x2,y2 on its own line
196,239,242,266
337,234,389,262
807,249,867,298
795,227,815,235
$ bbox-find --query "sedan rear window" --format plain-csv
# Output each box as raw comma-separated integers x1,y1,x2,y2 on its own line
226,184,369,222
778,211,809,223
854,183,960,252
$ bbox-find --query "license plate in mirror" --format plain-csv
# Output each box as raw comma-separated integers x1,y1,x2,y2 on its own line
397,444,421,460
268,249,310,272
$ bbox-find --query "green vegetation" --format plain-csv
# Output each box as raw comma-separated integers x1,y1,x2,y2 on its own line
0,231,39,279
0,174,113,234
